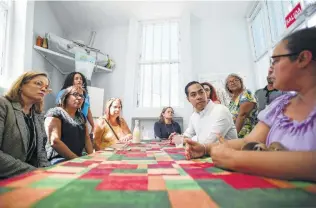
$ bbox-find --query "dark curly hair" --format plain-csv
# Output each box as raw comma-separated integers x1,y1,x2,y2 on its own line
61,72,88,94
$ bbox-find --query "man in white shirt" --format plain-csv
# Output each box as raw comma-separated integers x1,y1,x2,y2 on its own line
183,81,237,144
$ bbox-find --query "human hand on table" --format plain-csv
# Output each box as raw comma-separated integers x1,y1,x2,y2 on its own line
168,132,177,144
184,139,206,160
120,134,133,142
184,133,230,160
211,144,237,170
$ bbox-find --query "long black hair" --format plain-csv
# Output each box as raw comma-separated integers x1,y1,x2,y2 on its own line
282,27,316,62
58,85,86,110
61,72,88,94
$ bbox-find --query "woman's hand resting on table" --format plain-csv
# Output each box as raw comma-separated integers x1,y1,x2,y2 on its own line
184,134,238,170
211,144,237,170
120,134,133,142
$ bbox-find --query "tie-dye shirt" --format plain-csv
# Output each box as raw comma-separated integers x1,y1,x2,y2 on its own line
258,93,316,151
228,89,257,138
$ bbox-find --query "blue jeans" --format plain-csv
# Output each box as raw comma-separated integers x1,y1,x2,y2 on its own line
50,157,66,165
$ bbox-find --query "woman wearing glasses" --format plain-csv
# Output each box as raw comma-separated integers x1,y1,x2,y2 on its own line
94,98,132,150
201,82,221,104
45,86,93,164
154,107,182,140
225,74,257,138
56,72,94,134
0,71,51,178
185,27,316,182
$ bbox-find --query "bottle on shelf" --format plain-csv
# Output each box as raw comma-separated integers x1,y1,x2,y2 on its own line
42,33,48,49
36,36,43,47
132,120,141,143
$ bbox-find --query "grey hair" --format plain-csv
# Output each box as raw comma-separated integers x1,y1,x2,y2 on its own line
225,73,245,96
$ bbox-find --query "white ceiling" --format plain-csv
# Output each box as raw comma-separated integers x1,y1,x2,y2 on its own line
48,1,252,32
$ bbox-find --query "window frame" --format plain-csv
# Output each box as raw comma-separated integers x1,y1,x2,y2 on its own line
265,1,289,45
136,19,181,109
248,2,270,61
0,0,9,76
248,0,316,63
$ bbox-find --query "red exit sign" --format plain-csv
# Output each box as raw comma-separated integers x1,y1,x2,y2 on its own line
285,2,303,28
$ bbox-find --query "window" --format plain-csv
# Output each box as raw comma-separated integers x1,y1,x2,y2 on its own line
285,0,301,12
308,13,316,27
250,7,268,59
0,0,9,75
137,20,180,108
266,1,290,43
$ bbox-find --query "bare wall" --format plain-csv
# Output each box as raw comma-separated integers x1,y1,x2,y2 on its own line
32,1,66,111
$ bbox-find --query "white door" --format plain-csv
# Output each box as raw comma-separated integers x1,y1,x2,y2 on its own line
87,86,104,118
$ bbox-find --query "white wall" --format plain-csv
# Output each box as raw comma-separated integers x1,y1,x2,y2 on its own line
32,1,66,111
66,25,129,117
191,14,256,92
1,1,66,111
190,14,201,81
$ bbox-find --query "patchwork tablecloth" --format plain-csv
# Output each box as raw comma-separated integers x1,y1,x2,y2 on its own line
0,141,315,208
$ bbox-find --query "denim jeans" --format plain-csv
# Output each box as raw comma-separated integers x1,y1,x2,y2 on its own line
50,157,66,165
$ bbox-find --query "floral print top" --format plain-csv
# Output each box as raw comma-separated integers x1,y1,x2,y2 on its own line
228,89,257,138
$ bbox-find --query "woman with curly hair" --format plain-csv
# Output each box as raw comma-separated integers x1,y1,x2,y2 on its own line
225,74,257,138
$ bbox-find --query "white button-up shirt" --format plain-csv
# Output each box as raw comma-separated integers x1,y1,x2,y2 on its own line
183,101,237,144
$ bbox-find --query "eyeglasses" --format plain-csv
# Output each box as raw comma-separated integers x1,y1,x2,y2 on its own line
33,80,52,93
70,92,85,99
270,52,300,66
227,78,240,85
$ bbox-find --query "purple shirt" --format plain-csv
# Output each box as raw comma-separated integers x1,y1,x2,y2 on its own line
258,93,316,151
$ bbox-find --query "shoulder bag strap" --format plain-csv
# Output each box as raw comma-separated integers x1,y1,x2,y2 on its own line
103,118,120,141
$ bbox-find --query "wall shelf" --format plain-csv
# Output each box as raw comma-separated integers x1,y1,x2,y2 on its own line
33,45,112,74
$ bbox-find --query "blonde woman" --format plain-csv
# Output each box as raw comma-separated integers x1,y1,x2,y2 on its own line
94,98,132,150
0,71,51,179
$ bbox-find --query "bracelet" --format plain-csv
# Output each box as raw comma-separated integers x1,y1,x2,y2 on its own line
202,143,207,156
